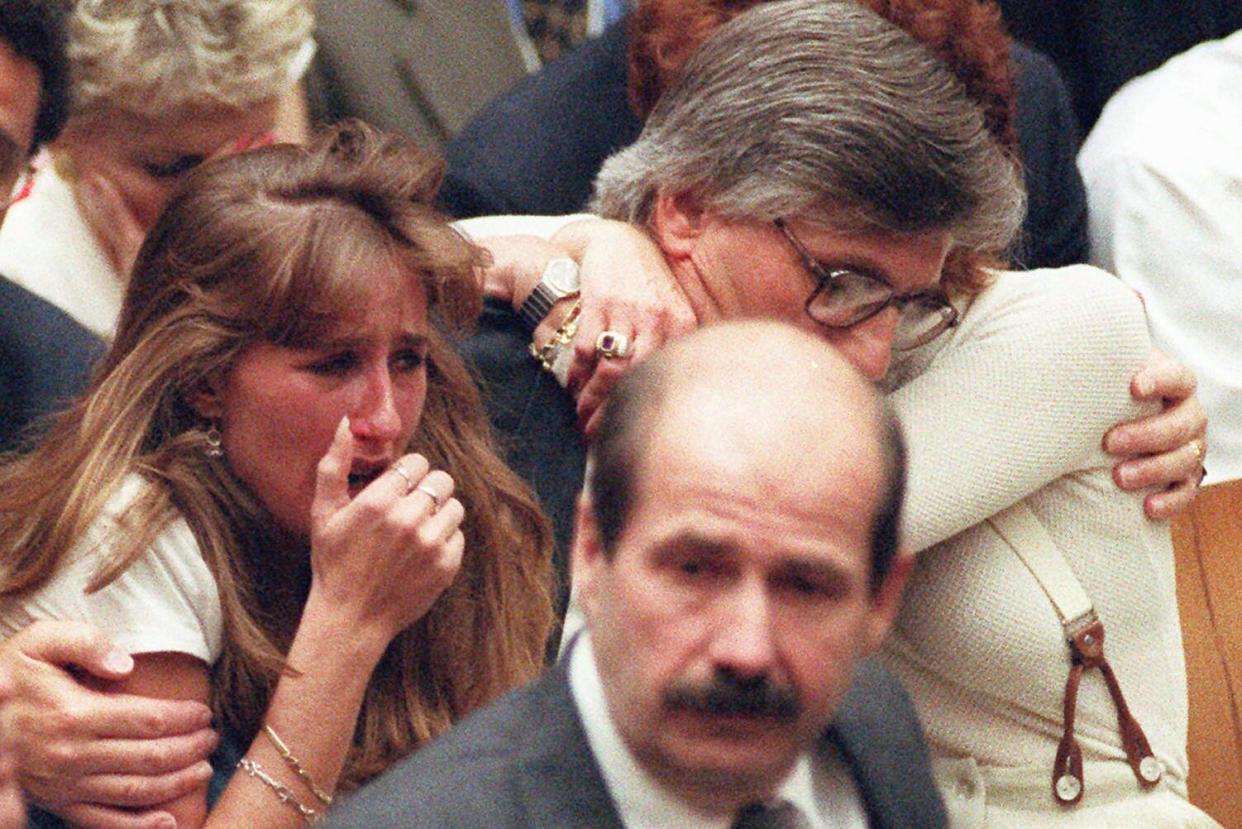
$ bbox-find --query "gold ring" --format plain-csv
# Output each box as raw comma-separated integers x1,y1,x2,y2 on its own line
595,330,631,360
390,463,415,494
1189,439,1204,463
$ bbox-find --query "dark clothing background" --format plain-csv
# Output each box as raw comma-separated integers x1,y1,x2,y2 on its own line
0,276,104,454
1009,39,1089,269
997,0,1242,131
458,297,586,616
441,20,635,219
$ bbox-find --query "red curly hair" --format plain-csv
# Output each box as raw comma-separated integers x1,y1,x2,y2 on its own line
626,0,1019,284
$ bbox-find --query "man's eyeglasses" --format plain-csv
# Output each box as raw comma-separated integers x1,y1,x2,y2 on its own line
775,219,957,350
1,132,34,214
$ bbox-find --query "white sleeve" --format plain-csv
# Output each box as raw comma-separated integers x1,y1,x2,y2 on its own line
890,267,1156,552
0,516,223,663
1082,151,1242,484
451,213,597,241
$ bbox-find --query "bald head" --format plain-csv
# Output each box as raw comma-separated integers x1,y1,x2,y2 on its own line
587,319,905,591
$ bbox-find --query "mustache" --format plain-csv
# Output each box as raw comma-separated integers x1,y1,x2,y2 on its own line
663,672,802,720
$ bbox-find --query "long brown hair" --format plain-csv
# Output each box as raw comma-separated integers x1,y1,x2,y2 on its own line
0,121,555,787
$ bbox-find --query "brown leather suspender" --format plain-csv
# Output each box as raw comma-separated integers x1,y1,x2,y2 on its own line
1051,616,1162,803
987,503,1162,805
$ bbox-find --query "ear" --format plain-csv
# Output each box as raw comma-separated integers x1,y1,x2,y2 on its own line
859,548,914,655
649,190,708,261
186,374,226,420
569,490,607,623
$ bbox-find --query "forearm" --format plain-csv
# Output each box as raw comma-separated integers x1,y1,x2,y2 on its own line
471,234,562,307
206,593,388,828
454,215,597,307
894,269,1154,551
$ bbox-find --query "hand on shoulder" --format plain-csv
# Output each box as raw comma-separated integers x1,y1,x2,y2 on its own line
0,620,216,827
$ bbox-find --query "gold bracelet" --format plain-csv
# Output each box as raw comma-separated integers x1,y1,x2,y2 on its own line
530,299,582,373
237,757,320,823
263,724,334,806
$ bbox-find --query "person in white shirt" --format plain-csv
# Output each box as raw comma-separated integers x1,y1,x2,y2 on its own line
1079,30,1242,486
0,0,315,340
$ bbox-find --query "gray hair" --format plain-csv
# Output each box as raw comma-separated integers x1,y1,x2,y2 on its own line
591,0,1024,262
66,0,313,118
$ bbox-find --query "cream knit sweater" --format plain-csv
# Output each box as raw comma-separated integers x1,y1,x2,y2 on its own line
880,267,1188,786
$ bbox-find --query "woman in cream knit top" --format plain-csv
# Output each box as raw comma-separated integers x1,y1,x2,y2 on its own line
881,264,1211,826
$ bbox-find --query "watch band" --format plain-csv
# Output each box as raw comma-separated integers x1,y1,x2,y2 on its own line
518,257,580,333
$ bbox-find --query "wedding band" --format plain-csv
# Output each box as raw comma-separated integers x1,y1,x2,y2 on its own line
390,463,415,494
595,330,631,360
416,484,444,510
1189,439,1204,463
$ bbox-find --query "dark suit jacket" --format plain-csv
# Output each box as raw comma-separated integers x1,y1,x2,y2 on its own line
442,18,1089,269
459,298,585,615
305,0,529,152
0,276,104,453
1010,42,1089,269
324,655,948,828
440,19,637,219
998,0,1242,132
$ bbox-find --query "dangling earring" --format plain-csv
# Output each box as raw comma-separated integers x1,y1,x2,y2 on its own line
204,422,224,458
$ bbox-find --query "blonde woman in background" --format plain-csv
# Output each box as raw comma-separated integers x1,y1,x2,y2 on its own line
0,123,555,828
0,0,314,340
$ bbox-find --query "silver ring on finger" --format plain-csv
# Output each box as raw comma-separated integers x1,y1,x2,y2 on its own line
390,463,415,494
416,484,445,511
595,330,631,360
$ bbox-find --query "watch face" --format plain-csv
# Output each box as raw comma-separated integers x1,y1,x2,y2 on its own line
545,258,580,293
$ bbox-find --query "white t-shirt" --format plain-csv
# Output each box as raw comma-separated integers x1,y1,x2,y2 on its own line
0,476,223,663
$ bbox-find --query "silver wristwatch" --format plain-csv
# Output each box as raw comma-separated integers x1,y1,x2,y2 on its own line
518,257,580,333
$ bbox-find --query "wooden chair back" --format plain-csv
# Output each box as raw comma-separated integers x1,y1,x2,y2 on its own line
1171,477,1242,824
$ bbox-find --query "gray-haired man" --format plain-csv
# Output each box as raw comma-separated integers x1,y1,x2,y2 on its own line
461,0,1205,571
461,0,1021,582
